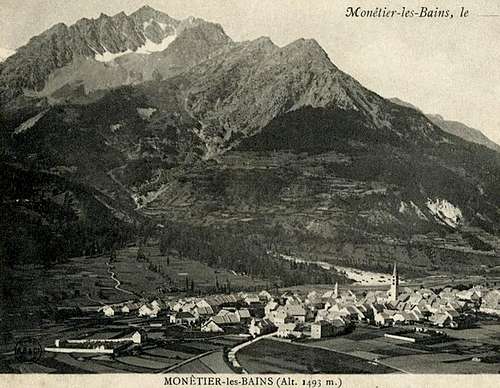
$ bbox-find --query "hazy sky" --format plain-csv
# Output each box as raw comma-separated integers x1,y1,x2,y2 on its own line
1,0,499,143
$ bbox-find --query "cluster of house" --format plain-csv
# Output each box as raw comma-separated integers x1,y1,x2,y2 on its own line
90,264,500,340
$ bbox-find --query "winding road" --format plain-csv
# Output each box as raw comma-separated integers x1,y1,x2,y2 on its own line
106,261,135,295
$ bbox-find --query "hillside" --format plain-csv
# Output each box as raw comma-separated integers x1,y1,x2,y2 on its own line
426,114,500,153
390,98,500,153
0,6,499,279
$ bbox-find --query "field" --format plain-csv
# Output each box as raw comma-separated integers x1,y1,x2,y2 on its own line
301,324,500,374
0,330,242,374
237,338,397,374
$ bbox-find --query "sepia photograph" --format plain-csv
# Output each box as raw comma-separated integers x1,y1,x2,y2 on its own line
0,0,499,385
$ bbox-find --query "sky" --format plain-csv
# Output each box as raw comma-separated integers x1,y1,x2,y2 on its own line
1,0,499,143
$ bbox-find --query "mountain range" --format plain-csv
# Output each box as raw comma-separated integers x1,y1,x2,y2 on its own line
389,98,500,153
1,6,499,278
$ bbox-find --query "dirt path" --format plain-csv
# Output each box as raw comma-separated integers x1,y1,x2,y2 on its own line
106,262,135,295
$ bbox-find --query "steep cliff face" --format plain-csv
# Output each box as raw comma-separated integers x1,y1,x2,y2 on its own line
0,6,229,102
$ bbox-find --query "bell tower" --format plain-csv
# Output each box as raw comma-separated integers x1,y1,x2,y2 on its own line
389,263,399,302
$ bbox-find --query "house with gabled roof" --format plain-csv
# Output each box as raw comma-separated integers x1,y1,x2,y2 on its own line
276,323,300,338
259,290,273,302
201,319,224,333
121,302,139,314
311,319,346,339
268,306,288,325
249,318,276,337
170,311,196,326
285,304,306,323
393,311,418,324
237,308,252,323
100,305,115,317
138,303,158,318
374,310,395,327
430,313,455,328
193,305,214,319
264,301,279,316
480,289,500,315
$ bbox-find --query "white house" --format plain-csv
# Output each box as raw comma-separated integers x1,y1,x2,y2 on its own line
101,306,115,317
249,319,275,337
276,323,296,338
374,311,395,327
139,304,158,318
170,311,197,325
480,289,500,315
201,319,224,333
268,307,288,325
264,301,278,316
284,304,306,323
259,290,273,302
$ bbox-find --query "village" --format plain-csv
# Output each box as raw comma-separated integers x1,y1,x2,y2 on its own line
24,263,497,374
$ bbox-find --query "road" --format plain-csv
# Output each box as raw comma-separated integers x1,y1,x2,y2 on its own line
106,261,135,295
228,332,277,373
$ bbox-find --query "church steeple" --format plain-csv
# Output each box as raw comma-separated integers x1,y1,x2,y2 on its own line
389,262,399,302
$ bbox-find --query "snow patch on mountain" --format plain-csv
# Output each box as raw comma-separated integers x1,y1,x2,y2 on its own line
94,33,176,62
426,198,463,228
95,49,134,62
136,34,176,54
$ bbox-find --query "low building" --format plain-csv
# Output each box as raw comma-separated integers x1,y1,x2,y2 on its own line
310,319,345,339
264,301,279,316
237,308,252,323
276,323,299,338
101,306,115,317
480,289,500,315
249,318,276,337
201,319,224,333
138,304,158,318
170,311,196,326
268,307,288,325
56,330,143,349
285,304,306,323
374,311,395,327
120,302,138,314
393,311,418,325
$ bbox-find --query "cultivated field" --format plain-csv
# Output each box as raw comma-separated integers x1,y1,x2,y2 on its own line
237,338,397,374
299,324,500,374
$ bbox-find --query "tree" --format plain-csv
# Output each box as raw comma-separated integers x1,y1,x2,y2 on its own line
137,246,146,262
152,69,164,82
